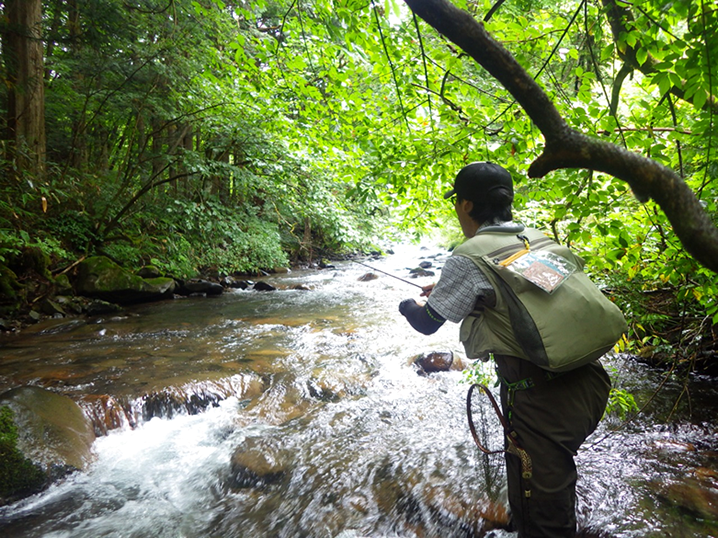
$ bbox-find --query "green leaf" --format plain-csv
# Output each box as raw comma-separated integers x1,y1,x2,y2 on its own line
693,88,707,110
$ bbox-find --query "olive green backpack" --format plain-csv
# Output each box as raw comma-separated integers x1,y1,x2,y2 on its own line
456,227,628,372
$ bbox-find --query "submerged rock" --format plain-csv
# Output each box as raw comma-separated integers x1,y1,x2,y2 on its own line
372,459,510,536
229,437,292,489
655,477,718,520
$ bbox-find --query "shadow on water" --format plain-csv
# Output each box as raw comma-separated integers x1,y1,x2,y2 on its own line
0,246,716,537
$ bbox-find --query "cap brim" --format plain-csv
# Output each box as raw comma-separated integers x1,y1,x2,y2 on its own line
443,188,456,199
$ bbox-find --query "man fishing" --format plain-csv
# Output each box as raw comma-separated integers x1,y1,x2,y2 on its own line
399,162,625,537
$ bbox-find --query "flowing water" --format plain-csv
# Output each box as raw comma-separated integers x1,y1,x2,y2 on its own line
0,245,716,537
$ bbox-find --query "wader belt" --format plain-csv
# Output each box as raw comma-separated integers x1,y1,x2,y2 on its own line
495,368,565,414
466,384,533,498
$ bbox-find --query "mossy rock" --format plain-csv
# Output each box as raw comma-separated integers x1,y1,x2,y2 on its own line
9,247,53,281
0,387,95,473
53,273,73,295
76,256,176,304
0,264,20,301
0,387,96,504
136,265,162,278
0,406,47,503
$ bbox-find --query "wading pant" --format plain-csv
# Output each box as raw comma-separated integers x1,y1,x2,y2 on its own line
494,355,611,538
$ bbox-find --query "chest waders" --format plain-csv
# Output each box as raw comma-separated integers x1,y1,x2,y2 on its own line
467,369,568,535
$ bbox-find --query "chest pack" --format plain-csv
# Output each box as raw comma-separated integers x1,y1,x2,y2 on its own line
454,227,628,372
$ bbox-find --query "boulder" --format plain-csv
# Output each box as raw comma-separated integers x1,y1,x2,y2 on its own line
0,264,20,301
409,268,435,278
176,278,224,296
413,351,454,374
220,276,250,289
0,405,46,503
53,273,73,295
85,299,123,316
253,281,277,292
358,272,378,282
39,298,66,317
0,386,96,503
0,386,95,471
136,265,162,278
53,295,84,315
76,256,176,304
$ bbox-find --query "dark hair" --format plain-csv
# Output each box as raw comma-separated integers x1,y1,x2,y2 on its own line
460,186,514,225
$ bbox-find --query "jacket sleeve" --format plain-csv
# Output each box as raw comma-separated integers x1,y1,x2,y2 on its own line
399,299,446,335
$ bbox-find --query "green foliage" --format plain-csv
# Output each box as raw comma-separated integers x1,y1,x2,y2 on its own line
0,406,47,499
0,228,73,269
46,212,97,253
460,359,496,386
101,198,289,276
0,230,22,266
605,387,639,421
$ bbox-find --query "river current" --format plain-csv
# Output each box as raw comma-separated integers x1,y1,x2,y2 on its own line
0,245,716,537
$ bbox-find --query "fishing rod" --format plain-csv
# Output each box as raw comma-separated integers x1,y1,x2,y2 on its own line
351,260,424,289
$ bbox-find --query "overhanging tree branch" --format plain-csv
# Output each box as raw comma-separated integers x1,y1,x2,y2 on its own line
403,0,718,273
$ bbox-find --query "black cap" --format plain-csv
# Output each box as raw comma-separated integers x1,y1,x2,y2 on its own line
443,162,513,201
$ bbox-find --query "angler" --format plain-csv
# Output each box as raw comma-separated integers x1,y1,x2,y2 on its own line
399,162,627,538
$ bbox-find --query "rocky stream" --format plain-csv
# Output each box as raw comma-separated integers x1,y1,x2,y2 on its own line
0,245,716,537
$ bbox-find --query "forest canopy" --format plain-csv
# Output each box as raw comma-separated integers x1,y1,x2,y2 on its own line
1,0,717,367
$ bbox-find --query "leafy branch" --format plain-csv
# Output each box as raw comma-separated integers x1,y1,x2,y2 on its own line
403,0,718,273
601,0,718,114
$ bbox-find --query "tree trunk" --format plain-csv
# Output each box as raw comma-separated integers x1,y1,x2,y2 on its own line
403,0,718,273
3,0,46,181
66,0,87,171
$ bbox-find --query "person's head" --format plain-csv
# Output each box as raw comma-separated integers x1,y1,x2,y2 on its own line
444,162,514,236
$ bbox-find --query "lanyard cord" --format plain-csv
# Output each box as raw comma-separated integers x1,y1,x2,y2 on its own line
466,384,534,492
